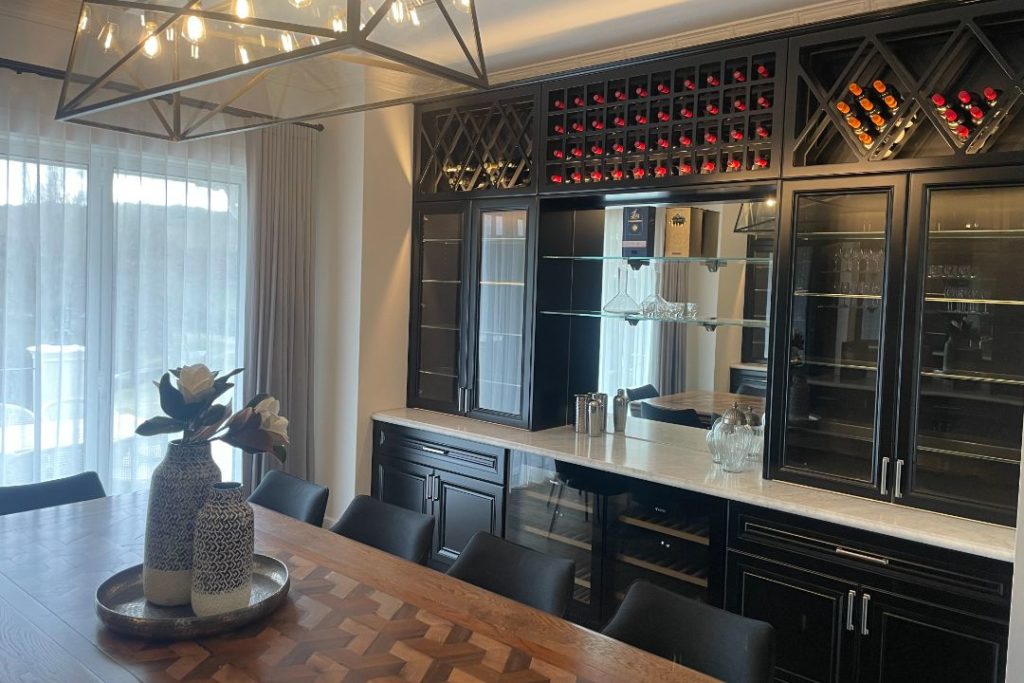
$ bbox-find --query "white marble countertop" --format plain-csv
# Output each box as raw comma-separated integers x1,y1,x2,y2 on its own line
373,408,1016,562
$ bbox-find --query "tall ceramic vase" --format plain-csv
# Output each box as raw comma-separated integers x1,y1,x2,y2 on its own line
191,482,254,617
143,441,221,606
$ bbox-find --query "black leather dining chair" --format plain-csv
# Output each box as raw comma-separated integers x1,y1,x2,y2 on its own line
329,495,435,565
248,470,329,527
638,402,704,428
625,384,660,401
0,471,106,516
603,581,775,683
446,531,575,616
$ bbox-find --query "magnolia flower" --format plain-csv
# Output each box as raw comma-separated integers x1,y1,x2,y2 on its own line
177,363,216,404
254,397,290,445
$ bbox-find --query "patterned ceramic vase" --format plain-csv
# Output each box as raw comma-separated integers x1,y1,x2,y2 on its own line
143,441,222,606
191,482,255,617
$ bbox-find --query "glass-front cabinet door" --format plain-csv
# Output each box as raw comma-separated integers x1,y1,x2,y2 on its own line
772,177,906,498
899,171,1024,524
466,199,535,426
409,203,468,413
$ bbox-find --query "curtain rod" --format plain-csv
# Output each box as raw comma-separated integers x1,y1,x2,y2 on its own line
0,58,326,133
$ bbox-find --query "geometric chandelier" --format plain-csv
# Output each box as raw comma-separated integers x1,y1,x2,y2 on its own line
57,0,487,141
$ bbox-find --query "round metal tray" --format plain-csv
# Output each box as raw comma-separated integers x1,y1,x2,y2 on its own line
96,554,290,640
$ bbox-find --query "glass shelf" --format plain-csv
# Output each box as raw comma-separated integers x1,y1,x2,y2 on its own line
796,231,886,240
539,309,769,330
920,369,1024,387
795,291,882,300
541,255,771,272
923,296,1024,307
929,229,1024,239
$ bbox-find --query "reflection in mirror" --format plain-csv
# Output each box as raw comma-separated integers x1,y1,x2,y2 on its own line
591,198,775,445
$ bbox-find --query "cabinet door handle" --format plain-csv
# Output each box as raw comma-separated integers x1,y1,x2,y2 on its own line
425,474,433,501
835,546,890,567
879,456,890,496
860,593,871,636
845,590,856,632
421,445,448,456
457,387,464,412
433,476,441,502
894,459,904,499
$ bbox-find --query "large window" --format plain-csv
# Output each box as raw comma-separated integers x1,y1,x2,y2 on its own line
0,145,246,493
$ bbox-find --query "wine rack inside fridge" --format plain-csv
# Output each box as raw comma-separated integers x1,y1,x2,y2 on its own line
541,40,786,190
787,0,1024,172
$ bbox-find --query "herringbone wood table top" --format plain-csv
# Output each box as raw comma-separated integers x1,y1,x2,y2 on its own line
0,492,714,682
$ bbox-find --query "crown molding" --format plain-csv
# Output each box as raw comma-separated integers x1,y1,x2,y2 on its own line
490,0,924,85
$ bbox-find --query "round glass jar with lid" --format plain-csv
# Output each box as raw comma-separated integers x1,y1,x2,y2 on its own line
708,403,755,472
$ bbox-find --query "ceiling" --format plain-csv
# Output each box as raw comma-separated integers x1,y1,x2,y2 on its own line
1,0,923,78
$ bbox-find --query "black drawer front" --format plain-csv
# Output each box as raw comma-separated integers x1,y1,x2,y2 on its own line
728,503,1012,610
374,421,507,485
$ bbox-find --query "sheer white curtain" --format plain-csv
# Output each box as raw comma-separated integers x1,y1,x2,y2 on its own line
0,70,247,493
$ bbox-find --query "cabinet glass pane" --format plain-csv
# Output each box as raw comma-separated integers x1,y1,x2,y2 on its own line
785,192,890,482
475,209,527,415
417,212,463,404
911,185,1024,511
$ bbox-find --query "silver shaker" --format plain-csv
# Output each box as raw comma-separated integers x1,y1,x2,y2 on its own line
574,394,591,433
587,399,603,437
591,392,608,432
613,389,628,432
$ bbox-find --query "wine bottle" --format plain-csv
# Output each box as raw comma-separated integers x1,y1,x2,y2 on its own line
732,97,748,112
657,109,672,122
591,118,605,131
571,121,584,133
635,85,649,98
613,114,627,128
570,170,583,183
549,173,564,183
729,127,745,142
553,98,566,110
700,159,716,174
682,77,697,91
756,95,772,109
955,124,971,141
726,157,742,172
755,124,771,139
592,93,606,105
706,73,721,87
751,154,769,169
634,112,649,125
657,137,671,149
675,161,694,175
968,105,985,124
755,64,771,79
957,90,981,110
857,131,874,148
656,81,671,95
868,112,888,131
613,89,628,102
983,87,1001,108
704,131,718,145
633,139,648,152
679,105,694,119
553,123,565,135
705,102,720,116
572,95,586,108
930,93,949,113
591,143,605,156
612,141,626,154
654,164,669,178
569,146,583,159
590,170,604,182
610,168,624,181
631,166,646,179
872,80,900,113
552,149,565,160
678,133,693,148
943,108,964,129
732,68,747,83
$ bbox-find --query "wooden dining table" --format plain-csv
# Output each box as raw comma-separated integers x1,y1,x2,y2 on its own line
644,389,765,417
0,492,714,682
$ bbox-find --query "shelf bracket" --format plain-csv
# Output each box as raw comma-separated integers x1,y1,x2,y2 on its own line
701,322,720,332
704,259,726,273
627,258,650,271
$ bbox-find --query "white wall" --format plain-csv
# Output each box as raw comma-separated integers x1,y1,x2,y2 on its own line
312,105,413,523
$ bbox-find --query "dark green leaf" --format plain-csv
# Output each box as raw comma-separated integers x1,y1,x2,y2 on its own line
222,428,275,455
273,445,287,463
200,403,232,426
158,373,189,421
219,368,244,382
246,393,272,409
169,368,182,378
135,416,185,436
208,382,235,403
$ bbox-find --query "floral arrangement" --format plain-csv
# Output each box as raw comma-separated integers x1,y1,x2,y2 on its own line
135,364,288,461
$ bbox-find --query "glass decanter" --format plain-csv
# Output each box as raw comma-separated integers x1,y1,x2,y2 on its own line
639,263,669,318
604,263,640,314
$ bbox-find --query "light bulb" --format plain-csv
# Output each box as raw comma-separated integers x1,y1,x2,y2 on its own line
288,0,313,7
279,31,296,52
233,0,252,19
77,6,91,33
141,22,161,59
329,6,345,32
236,44,251,65
450,0,472,13
189,43,200,59
183,14,206,44
98,22,118,53
165,27,175,42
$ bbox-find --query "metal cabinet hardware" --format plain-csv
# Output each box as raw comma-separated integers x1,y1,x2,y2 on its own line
894,459,904,499
860,593,871,636
433,476,441,502
846,590,856,631
835,547,890,566
425,474,433,501
421,445,447,456
880,456,890,495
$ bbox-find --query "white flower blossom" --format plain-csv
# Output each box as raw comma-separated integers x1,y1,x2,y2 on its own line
177,363,216,404
254,397,290,444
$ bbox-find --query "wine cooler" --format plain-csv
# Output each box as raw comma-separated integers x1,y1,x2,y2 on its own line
771,169,1024,524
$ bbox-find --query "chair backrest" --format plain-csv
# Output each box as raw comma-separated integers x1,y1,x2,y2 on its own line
248,470,329,527
446,532,575,616
625,384,660,401
0,471,106,516
603,581,774,683
329,495,435,565
736,382,767,397
639,403,703,428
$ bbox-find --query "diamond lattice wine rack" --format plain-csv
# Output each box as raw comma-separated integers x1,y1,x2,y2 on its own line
541,40,787,190
416,90,535,196
787,0,1024,172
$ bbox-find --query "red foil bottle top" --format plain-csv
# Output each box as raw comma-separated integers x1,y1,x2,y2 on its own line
635,86,649,98
726,159,742,171
632,167,646,179
658,111,671,122
614,90,627,101
552,149,564,159
553,124,565,134
701,160,716,172
677,163,693,175
613,142,625,153
570,147,583,158
634,140,648,151
969,106,985,121
730,129,745,141
614,116,626,127
756,126,770,139
553,99,566,110
753,156,769,168
591,144,604,155
572,96,586,107
944,109,960,123
755,64,770,78
931,93,947,108
635,114,648,124
705,103,720,115
957,90,972,104
591,119,605,130
549,174,563,183
706,74,720,86
590,170,604,182
680,107,694,119
654,166,669,177
683,78,697,91
733,99,747,112
656,83,671,94
592,93,606,104
658,138,670,148
757,96,771,109
704,132,718,144
571,122,584,132
955,124,971,139
732,69,747,82
610,169,624,180
679,135,693,147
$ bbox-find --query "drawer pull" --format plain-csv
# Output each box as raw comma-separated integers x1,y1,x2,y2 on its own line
421,445,448,456
845,590,856,631
860,593,871,636
835,546,890,567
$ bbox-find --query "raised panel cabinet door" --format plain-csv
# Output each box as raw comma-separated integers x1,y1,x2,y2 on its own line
857,589,1007,683
432,470,504,566
726,551,857,683
373,456,433,516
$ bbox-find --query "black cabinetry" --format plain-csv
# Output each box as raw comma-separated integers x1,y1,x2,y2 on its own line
408,198,543,428
371,422,505,568
726,504,1011,683
770,168,1024,524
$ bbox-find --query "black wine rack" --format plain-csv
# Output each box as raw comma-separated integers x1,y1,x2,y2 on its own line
416,90,535,197
787,0,1024,172
541,41,786,190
